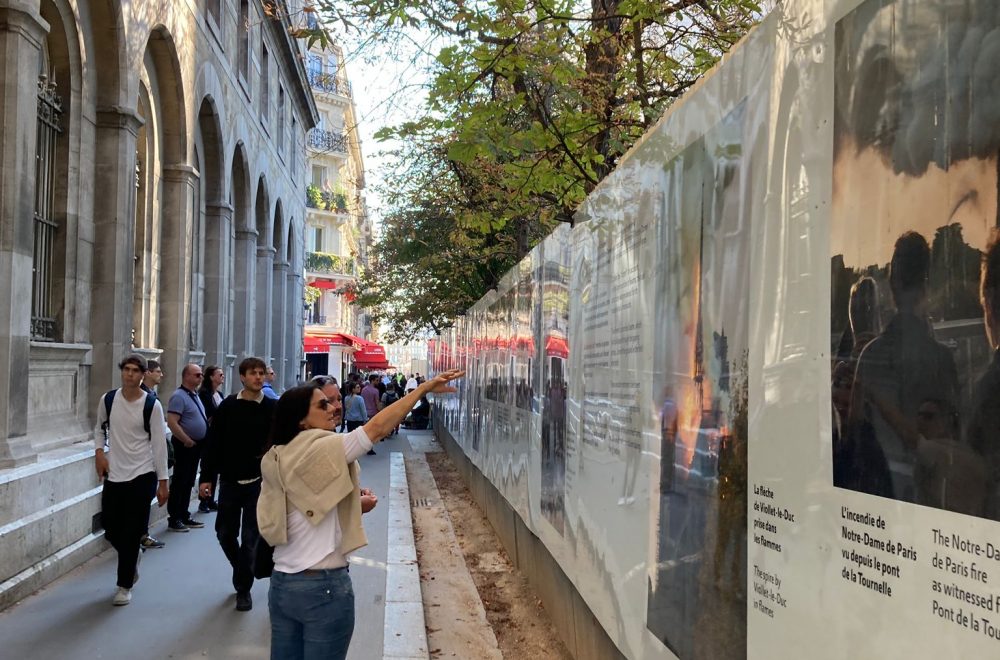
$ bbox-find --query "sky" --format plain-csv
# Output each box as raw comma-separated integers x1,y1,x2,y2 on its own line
335,29,437,236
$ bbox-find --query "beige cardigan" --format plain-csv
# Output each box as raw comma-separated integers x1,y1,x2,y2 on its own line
257,429,367,557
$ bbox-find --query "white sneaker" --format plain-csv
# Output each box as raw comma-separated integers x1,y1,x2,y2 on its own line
112,587,132,606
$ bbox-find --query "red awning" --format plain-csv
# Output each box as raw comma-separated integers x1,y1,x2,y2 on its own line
353,344,388,368
304,332,352,354
335,332,370,347
308,279,339,290
334,333,389,370
545,334,568,359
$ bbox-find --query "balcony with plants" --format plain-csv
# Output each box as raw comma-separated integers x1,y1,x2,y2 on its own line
306,184,349,215
305,251,356,278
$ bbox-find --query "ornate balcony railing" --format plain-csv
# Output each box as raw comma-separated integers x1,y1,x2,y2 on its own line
306,251,355,276
307,128,348,153
307,71,352,98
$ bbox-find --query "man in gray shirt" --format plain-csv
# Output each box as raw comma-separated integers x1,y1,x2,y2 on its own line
166,364,209,532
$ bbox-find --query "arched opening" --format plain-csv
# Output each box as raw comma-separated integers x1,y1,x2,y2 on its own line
21,0,90,454
191,144,203,350
196,96,225,365
286,219,302,384
27,3,58,341
230,143,253,369
271,201,287,375
132,81,157,349
132,27,188,362
254,177,273,359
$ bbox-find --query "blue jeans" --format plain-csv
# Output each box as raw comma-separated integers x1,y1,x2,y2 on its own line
269,568,354,660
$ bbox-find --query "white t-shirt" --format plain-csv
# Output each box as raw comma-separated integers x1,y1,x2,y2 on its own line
273,427,373,573
93,389,169,482
405,378,418,391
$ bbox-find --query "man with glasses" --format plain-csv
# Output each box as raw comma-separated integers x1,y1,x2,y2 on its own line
166,364,209,532
262,366,279,400
199,357,276,611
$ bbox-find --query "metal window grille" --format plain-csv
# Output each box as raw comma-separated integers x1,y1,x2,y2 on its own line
31,76,62,341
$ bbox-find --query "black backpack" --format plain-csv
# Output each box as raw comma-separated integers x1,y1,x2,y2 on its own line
102,389,156,440
102,389,173,468
383,390,399,405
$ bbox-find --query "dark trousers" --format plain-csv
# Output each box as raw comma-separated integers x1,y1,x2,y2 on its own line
345,420,364,432
168,439,202,523
216,480,261,594
101,472,157,588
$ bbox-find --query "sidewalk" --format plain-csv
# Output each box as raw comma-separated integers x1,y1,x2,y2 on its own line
0,431,425,660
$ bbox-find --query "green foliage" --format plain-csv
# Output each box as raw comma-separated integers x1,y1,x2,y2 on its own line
305,184,348,212
350,197,554,342
306,184,324,209
309,0,762,334
306,251,355,274
304,284,323,306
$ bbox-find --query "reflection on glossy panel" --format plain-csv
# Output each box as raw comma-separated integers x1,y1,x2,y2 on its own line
646,101,750,660
427,1,1000,658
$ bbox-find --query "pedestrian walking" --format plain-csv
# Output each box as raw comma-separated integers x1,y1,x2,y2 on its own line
137,359,168,550
94,354,169,606
361,376,381,455
198,357,275,611
197,365,225,513
343,382,367,433
257,368,464,660
380,386,401,436
166,364,209,532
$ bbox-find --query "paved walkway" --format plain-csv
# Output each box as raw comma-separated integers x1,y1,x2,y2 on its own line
0,431,419,660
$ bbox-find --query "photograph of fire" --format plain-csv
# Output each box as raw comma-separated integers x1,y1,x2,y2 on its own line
646,102,750,660
830,0,1000,518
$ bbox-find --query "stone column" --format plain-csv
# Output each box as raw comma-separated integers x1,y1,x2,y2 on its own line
271,259,288,385
202,201,232,368
253,245,274,360
0,3,47,467
232,227,257,363
157,163,197,393
285,269,303,386
89,105,143,407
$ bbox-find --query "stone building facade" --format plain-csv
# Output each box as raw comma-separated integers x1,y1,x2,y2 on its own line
0,0,317,606
301,32,375,380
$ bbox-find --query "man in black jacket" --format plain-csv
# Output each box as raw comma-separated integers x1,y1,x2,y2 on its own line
198,357,275,612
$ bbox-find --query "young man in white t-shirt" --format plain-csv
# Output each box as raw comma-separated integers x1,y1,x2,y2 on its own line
94,354,169,606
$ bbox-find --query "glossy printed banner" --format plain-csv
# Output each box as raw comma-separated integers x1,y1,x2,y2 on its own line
428,1,1000,658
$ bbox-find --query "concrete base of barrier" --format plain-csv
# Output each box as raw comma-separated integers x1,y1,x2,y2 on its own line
434,422,625,660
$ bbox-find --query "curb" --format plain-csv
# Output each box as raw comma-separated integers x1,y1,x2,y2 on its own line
383,452,428,660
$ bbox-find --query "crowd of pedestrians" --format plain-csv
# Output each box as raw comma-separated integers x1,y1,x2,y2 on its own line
94,353,461,659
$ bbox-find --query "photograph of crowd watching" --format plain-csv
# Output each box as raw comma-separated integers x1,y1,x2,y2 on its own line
831,0,1000,518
